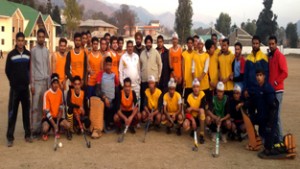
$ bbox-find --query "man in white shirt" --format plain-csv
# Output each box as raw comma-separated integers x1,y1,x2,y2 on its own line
119,40,141,99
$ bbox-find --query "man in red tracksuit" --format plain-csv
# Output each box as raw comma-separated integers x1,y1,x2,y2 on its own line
268,36,288,141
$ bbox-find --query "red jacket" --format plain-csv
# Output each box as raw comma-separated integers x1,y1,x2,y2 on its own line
268,48,288,91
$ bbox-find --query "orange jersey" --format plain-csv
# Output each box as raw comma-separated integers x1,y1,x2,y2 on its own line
88,52,103,86
43,88,63,118
169,46,183,77
118,50,125,57
120,90,134,111
70,89,84,115
108,51,120,79
70,49,85,80
53,52,66,83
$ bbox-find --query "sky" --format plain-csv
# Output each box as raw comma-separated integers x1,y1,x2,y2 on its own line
104,0,299,27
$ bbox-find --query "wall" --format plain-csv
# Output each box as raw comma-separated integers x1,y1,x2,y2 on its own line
0,17,13,52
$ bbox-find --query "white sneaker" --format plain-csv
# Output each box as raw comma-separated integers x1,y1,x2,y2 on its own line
221,134,227,143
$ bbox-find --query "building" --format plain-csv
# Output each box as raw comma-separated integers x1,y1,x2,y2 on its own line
0,0,60,52
228,27,253,46
79,19,118,37
123,20,162,37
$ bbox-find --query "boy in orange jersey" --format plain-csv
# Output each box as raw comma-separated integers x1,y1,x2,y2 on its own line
66,76,90,140
42,74,70,141
114,77,140,134
86,31,92,53
81,31,89,55
107,36,120,80
65,32,88,86
100,37,109,58
52,38,67,90
117,36,125,56
87,37,103,98
169,32,183,93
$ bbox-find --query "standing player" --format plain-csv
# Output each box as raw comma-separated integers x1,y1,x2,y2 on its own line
104,33,111,51
232,42,245,89
107,36,120,80
87,37,103,98
134,32,145,57
161,78,183,135
100,38,108,58
81,31,89,54
117,36,125,56
42,74,70,141
193,35,200,52
169,32,183,93
211,33,220,55
183,79,206,144
114,78,140,134
86,31,92,52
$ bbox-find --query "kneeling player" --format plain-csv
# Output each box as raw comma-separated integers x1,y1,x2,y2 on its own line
66,76,90,140
141,75,163,127
206,81,231,143
161,78,184,135
114,77,140,134
42,73,70,141
183,79,206,144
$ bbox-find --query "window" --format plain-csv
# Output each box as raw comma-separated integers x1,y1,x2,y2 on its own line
12,27,15,33
1,26,4,32
1,39,4,45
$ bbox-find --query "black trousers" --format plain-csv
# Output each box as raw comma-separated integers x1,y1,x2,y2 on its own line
6,87,31,141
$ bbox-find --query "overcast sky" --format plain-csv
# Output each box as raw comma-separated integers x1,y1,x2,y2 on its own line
104,0,299,27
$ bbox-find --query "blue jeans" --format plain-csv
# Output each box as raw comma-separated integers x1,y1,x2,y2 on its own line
87,85,96,99
276,92,283,141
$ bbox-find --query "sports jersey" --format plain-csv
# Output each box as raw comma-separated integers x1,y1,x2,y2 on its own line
169,46,182,78
163,92,182,115
144,88,162,110
43,88,63,118
187,91,205,117
218,52,234,91
88,52,103,86
182,50,194,88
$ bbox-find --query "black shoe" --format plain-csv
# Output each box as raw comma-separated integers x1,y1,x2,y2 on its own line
154,124,161,131
199,135,205,144
25,137,33,143
166,127,171,134
228,132,235,140
129,126,136,134
116,127,122,134
66,130,72,140
176,128,182,136
7,140,13,147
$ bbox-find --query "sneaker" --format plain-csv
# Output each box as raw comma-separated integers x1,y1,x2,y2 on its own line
221,134,227,143
176,128,182,136
129,126,136,134
7,140,13,147
166,127,171,134
25,137,33,143
91,130,100,139
42,134,48,141
66,130,72,140
199,135,205,144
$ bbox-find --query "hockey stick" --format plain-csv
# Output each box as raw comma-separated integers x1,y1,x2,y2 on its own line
75,113,91,148
142,108,154,143
192,130,199,151
212,125,220,157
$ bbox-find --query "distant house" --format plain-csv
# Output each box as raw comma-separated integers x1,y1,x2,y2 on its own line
228,27,253,46
0,0,60,52
79,19,118,37
197,27,223,37
123,20,162,37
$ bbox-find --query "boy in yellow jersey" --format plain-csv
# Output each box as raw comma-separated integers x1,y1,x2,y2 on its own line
192,38,210,100
52,38,67,90
87,37,103,98
66,76,90,140
141,75,163,127
65,32,88,86
107,36,120,80
211,33,220,55
182,37,195,101
183,79,206,144
193,35,200,52
218,38,234,98
117,36,125,56
161,78,183,135
169,32,183,93
42,74,70,141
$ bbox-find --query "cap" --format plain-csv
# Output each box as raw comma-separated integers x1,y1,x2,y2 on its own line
51,73,59,84
216,81,225,91
233,85,242,93
172,32,179,39
192,78,200,86
168,78,176,88
148,75,156,82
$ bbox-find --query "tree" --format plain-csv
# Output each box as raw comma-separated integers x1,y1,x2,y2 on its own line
256,0,278,45
241,19,257,35
46,0,52,15
174,0,193,45
63,0,82,38
8,0,35,8
113,4,137,36
286,23,298,48
230,23,237,33
51,5,62,36
215,12,231,36
38,4,47,14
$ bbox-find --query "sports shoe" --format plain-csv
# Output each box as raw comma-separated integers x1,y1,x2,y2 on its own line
7,140,13,147
166,127,171,134
176,128,182,136
199,135,205,144
221,134,227,143
129,126,136,134
42,134,48,141
66,130,72,140
25,137,33,143
91,130,100,139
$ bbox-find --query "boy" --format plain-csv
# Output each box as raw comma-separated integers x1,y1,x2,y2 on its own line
107,36,121,80
161,78,183,135
228,85,245,141
66,76,90,140
141,75,163,127
42,74,70,141
183,79,206,144
96,57,120,132
114,78,140,134
206,82,231,143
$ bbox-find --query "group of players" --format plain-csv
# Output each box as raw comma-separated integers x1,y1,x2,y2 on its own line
6,28,291,158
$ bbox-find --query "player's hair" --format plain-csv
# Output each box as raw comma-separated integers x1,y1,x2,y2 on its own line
193,35,199,39
252,35,261,43
91,37,99,43
157,35,164,41
234,42,243,49
72,76,81,83
100,37,106,44
255,68,265,75
126,40,134,46
269,35,278,44
110,36,118,45
37,28,46,35
134,31,143,40
205,39,214,51
104,33,111,38
105,56,112,63
16,32,25,39
74,32,82,40
211,33,218,39
81,31,87,37
59,38,67,45
222,38,230,45
117,36,124,43
144,35,153,44
124,77,132,85
86,30,91,35
51,73,59,80
186,36,194,43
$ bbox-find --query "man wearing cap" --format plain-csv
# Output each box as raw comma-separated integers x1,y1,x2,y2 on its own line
141,75,163,128
42,73,70,141
183,78,206,144
140,35,162,112
206,81,231,143
169,32,183,93
161,78,183,135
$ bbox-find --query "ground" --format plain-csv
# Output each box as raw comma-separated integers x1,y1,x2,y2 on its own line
0,55,299,169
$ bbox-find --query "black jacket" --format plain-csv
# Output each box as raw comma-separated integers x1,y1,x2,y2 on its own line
5,47,30,89
156,46,171,92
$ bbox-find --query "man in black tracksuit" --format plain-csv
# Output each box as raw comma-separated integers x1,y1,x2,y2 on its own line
5,32,32,147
